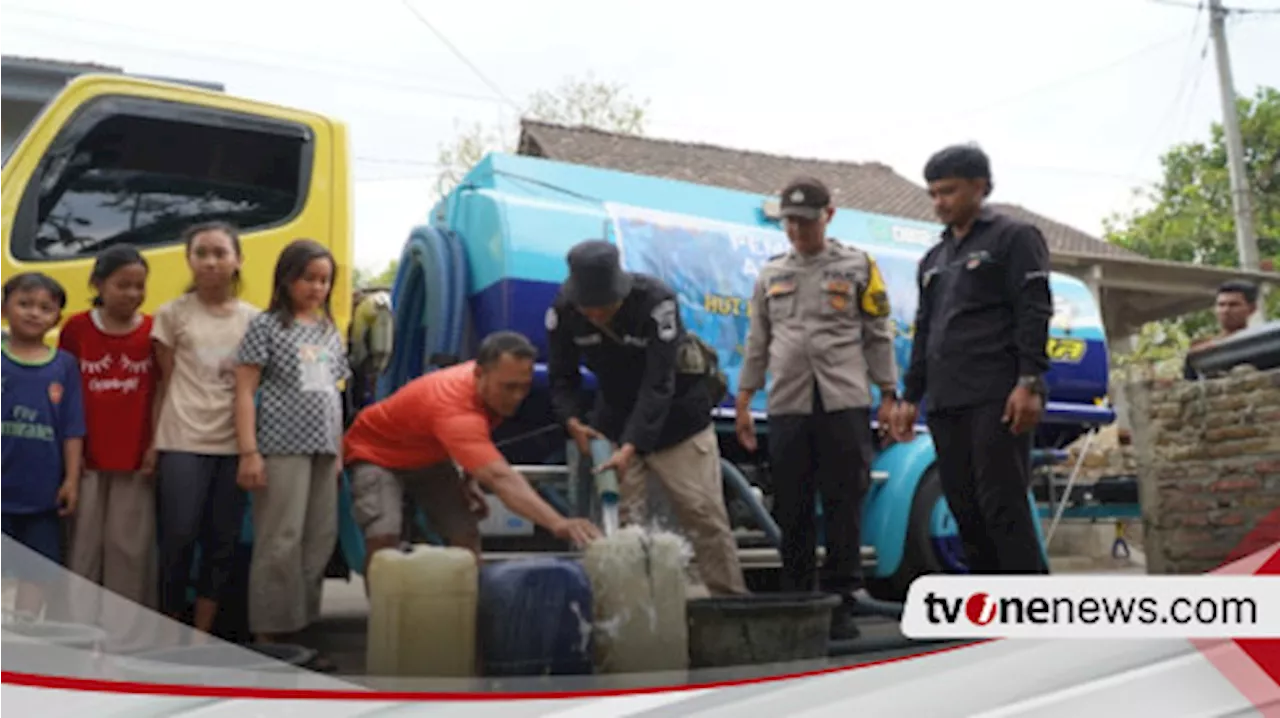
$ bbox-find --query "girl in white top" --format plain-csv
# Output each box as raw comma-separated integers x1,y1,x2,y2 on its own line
150,221,259,635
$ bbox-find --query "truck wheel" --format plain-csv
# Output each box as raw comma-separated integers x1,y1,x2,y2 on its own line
868,465,964,602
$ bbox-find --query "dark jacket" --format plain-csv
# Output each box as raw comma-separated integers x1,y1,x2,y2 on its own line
903,208,1054,411
547,273,713,454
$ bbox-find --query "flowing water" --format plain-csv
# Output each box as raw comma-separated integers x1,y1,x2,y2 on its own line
601,503,620,537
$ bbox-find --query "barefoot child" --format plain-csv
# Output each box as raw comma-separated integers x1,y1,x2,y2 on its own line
151,222,258,636
59,245,159,622
234,239,347,669
1,273,85,617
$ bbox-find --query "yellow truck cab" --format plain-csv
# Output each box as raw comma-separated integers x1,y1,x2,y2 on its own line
2,74,354,339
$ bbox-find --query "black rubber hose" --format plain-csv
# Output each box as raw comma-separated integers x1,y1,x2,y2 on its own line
720,458,782,548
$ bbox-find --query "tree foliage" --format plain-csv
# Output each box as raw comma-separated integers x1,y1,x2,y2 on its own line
1104,85,1280,348
435,73,649,191
357,76,648,283
352,259,399,290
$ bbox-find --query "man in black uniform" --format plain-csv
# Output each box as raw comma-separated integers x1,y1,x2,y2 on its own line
890,145,1053,575
546,240,748,596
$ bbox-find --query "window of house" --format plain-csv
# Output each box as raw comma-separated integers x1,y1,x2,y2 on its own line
11,97,312,261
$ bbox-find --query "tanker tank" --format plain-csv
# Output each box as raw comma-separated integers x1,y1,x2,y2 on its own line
357,151,1118,599
401,152,1112,449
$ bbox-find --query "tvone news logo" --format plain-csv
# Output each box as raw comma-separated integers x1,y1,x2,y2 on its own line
921,590,1259,627
922,591,1163,626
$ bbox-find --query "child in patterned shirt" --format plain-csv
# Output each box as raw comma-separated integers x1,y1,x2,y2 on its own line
234,239,348,667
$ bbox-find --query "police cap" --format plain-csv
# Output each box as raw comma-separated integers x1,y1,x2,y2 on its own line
779,176,832,221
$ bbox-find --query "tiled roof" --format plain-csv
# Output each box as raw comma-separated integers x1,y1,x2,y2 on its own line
517,120,1141,259
2,54,122,73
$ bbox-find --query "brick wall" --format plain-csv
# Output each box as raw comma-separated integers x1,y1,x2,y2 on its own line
1126,366,1280,574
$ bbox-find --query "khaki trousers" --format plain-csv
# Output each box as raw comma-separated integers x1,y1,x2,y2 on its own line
67,470,159,641
618,425,747,596
248,454,339,635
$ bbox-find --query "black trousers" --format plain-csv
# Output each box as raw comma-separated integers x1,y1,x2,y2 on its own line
156,452,248,616
769,391,872,594
926,401,1048,574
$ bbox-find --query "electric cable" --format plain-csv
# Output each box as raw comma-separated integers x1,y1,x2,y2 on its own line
399,0,523,113
6,22,506,105
1130,4,1212,175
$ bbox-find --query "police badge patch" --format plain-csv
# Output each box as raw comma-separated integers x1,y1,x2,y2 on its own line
652,299,678,342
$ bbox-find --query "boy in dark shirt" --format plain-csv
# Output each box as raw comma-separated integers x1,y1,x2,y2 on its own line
2,273,85,616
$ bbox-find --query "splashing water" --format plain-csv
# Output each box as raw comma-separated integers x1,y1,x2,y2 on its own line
601,503,620,537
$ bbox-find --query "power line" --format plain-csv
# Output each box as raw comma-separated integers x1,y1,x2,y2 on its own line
6,21,507,106
1131,3,1212,174
355,156,443,167
399,0,523,113
2,5,476,84
1150,0,1280,12
1174,41,1213,140
958,30,1193,117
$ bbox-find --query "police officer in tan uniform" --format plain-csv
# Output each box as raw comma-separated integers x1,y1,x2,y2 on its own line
736,177,898,640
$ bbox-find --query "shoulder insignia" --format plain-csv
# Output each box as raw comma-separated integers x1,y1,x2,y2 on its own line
859,257,891,319
652,299,678,342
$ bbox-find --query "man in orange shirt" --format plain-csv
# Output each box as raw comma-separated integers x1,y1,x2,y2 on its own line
344,331,601,579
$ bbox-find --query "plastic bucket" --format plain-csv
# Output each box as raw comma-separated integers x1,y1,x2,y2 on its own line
686,593,841,669
121,643,317,686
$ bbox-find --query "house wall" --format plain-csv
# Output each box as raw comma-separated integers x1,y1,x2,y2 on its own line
1129,366,1280,574
3,99,43,159
2,56,224,161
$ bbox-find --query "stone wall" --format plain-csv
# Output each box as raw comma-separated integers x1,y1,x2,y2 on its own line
1126,366,1280,574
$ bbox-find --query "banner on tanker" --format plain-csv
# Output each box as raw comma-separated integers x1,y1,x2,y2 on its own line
604,202,924,414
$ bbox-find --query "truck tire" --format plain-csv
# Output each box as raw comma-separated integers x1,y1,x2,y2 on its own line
868,465,946,602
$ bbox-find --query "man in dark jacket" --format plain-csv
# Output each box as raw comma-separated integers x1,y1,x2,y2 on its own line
891,145,1053,575
547,240,747,596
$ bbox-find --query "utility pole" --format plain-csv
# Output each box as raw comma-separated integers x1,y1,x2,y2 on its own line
1207,0,1266,323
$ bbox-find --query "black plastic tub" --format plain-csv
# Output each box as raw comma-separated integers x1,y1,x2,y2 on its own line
686,593,841,669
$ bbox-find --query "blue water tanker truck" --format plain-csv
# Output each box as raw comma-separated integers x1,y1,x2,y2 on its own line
336,151,1119,602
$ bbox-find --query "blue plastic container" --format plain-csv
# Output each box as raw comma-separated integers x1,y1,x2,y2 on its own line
477,558,594,677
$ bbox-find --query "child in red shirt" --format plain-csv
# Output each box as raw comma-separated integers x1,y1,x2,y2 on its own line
59,245,159,623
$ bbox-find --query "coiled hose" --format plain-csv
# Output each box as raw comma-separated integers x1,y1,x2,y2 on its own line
376,225,469,399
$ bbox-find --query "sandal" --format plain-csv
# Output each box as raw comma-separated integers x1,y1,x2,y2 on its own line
303,652,339,673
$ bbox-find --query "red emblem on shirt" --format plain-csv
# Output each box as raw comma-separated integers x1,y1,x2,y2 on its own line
48,381,64,405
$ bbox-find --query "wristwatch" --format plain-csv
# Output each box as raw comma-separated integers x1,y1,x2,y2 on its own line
1017,375,1047,396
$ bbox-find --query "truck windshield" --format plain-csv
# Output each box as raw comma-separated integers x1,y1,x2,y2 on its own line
31,169,296,258
9,110,307,262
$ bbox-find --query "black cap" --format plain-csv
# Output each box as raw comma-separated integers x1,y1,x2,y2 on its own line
779,176,832,220
563,240,633,308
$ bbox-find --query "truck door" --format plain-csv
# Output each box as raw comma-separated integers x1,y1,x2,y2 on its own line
1,75,352,334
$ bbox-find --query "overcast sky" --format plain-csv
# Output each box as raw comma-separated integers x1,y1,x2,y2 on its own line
4,0,1278,272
